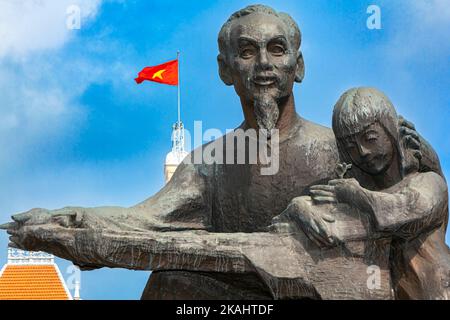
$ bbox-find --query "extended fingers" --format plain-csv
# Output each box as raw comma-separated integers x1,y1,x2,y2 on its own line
398,116,416,130
400,127,421,153
412,149,422,160
0,222,21,236
310,185,336,203
310,185,335,192
307,232,328,248
6,228,19,236
50,208,77,218
400,126,420,140
7,224,48,252
9,235,21,246
12,212,32,223
312,196,337,204
310,189,335,197
53,215,72,228
307,224,333,247
404,135,421,150
328,179,341,186
0,222,18,230
7,242,22,250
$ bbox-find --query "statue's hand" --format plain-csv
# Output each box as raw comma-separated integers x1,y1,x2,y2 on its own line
0,207,84,251
272,196,337,248
311,178,366,205
0,208,104,270
310,184,337,204
328,178,362,203
398,115,422,160
324,178,373,214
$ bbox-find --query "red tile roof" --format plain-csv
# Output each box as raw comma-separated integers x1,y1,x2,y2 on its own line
0,264,70,300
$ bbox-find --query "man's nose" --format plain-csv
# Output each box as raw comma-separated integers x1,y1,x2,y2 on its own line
257,49,272,70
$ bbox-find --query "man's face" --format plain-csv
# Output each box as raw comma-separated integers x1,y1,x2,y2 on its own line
227,13,298,103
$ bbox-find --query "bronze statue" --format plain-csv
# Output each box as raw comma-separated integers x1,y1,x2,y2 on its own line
1,5,447,299
279,87,449,299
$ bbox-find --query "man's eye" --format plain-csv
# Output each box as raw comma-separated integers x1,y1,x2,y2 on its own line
345,142,356,149
269,44,285,56
240,48,255,58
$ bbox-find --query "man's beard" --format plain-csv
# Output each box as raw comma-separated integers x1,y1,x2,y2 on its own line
253,95,279,138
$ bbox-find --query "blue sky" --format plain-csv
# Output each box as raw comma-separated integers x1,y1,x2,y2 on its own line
0,0,449,299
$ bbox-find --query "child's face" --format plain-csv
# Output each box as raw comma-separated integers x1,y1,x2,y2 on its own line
342,122,395,175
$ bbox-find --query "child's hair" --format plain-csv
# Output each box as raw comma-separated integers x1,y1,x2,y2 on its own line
332,87,418,181
332,87,398,140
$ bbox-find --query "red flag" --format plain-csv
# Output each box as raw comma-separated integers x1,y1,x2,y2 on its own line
135,59,178,85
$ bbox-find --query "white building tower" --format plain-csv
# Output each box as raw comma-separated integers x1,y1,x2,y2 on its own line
164,51,188,184
164,121,188,183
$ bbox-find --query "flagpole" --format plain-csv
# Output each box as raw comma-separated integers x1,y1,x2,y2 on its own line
177,51,180,125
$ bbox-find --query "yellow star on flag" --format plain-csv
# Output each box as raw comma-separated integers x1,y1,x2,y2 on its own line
152,69,166,80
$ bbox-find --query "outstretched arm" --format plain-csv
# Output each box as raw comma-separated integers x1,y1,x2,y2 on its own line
0,160,211,265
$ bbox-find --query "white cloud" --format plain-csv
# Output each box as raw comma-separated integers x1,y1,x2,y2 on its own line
0,0,102,59
0,60,83,169
411,0,450,49
0,0,107,169
414,0,450,28
386,0,450,60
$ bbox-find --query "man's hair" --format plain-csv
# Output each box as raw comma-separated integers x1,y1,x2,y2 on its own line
218,5,301,58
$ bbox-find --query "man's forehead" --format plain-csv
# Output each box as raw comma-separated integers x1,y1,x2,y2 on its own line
229,13,288,42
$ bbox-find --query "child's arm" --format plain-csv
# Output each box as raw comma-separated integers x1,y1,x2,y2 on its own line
331,172,448,240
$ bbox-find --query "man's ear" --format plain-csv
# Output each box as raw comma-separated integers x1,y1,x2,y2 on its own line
295,51,305,83
217,54,233,86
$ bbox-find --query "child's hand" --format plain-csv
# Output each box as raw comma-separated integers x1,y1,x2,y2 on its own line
328,178,373,214
310,178,368,208
398,115,422,160
310,163,353,204
309,184,337,204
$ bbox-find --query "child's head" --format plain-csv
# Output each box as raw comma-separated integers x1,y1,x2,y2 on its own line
332,87,402,176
